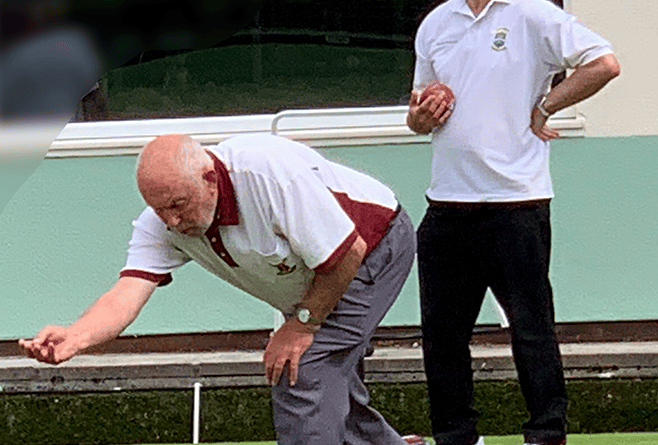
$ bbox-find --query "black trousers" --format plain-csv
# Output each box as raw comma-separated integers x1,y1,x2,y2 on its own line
417,200,567,445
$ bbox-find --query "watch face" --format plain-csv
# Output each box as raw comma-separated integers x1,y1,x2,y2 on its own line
296,307,311,323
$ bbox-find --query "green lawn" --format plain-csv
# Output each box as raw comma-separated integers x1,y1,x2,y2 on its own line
138,432,658,445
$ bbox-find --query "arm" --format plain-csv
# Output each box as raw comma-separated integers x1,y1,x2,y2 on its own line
19,276,157,364
531,53,621,141
263,235,367,386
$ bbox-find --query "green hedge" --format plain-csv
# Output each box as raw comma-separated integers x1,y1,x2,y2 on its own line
2,379,657,444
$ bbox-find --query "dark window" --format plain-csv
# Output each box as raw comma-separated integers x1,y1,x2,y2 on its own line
71,0,567,122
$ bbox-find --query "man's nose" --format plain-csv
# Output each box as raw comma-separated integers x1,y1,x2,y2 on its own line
161,211,182,228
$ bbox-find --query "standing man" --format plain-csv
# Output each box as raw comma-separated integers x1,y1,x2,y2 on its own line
407,1,620,445
20,133,423,445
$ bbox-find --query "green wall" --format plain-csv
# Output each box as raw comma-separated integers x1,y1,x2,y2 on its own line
1,135,657,340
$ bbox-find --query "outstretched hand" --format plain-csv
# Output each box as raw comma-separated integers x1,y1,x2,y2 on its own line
263,319,315,387
19,325,81,365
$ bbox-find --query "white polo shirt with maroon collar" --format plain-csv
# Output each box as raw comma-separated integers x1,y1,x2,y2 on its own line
120,134,399,314
413,0,613,203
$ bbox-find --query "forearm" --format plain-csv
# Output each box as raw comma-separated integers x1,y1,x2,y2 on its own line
299,235,367,325
66,277,156,350
541,53,620,115
263,236,367,385
20,277,157,364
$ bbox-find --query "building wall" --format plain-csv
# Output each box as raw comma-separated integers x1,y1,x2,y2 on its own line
571,0,658,137
2,135,657,340
1,0,656,340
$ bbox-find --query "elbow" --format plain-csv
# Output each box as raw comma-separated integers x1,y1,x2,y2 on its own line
602,54,621,81
353,235,367,264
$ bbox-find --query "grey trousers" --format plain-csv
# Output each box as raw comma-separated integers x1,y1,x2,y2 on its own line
272,208,416,445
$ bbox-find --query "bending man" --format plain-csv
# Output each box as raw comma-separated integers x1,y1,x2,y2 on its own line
21,133,419,445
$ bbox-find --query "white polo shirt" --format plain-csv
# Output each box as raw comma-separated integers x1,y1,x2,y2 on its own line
120,134,399,314
413,0,613,202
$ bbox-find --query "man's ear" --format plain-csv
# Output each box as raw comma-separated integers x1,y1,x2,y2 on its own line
202,169,218,184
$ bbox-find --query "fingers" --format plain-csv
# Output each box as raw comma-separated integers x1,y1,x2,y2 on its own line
541,125,560,140
418,91,445,113
432,99,454,126
263,343,278,385
409,91,420,106
532,124,560,141
19,338,54,363
288,354,300,386
270,358,285,386
263,346,300,386
18,326,70,365
45,343,58,364
413,92,453,131
530,106,559,141
35,325,66,345
436,107,453,126
18,338,37,359
430,99,447,121
262,321,315,387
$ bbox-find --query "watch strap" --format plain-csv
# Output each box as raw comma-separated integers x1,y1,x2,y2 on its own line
293,305,322,331
537,95,552,117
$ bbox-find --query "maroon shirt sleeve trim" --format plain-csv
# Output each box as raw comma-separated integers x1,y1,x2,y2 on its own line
314,230,359,275
119,270,173,286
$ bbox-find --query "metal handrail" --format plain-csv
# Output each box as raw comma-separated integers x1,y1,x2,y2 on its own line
271,105,410,135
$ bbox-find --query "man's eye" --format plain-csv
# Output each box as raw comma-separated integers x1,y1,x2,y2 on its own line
169,200,186,209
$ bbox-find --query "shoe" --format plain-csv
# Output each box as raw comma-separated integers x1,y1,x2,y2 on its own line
402,435,430,445
523,437,566,445
401,435,485,445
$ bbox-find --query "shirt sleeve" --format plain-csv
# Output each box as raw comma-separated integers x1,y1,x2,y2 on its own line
532,2,613,71
242,155,357,273
280,172,357,272
119,207,191,285
412,17,440,92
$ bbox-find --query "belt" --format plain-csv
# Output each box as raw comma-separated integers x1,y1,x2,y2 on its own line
427,198,550,209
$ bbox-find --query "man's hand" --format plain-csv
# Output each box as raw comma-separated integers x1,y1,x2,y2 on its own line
19,325,81,365
530,105,560,141
407,90,454,135
263,318,315,387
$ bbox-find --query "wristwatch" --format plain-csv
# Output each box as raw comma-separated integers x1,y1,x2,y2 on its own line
537,95,553,117
293,305,321,332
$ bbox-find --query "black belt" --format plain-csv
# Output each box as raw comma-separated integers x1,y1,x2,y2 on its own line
427,198,550,209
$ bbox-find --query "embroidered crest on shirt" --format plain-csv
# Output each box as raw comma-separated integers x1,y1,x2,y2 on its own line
492,27,509,51
273,260,297,276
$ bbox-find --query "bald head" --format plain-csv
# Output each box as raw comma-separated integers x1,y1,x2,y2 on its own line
138,134,200,195
136,134,218,236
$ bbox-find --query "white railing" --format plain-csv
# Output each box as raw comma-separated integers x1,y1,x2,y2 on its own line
45,105,584,158
270,105,426,146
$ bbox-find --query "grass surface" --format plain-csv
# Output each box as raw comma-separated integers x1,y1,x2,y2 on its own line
137,432,658,444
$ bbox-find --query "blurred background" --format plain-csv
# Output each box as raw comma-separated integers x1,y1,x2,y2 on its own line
0,0,266,213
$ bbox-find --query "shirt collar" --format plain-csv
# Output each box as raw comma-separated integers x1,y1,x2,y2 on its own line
205,149,239,235
453,0,511,18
